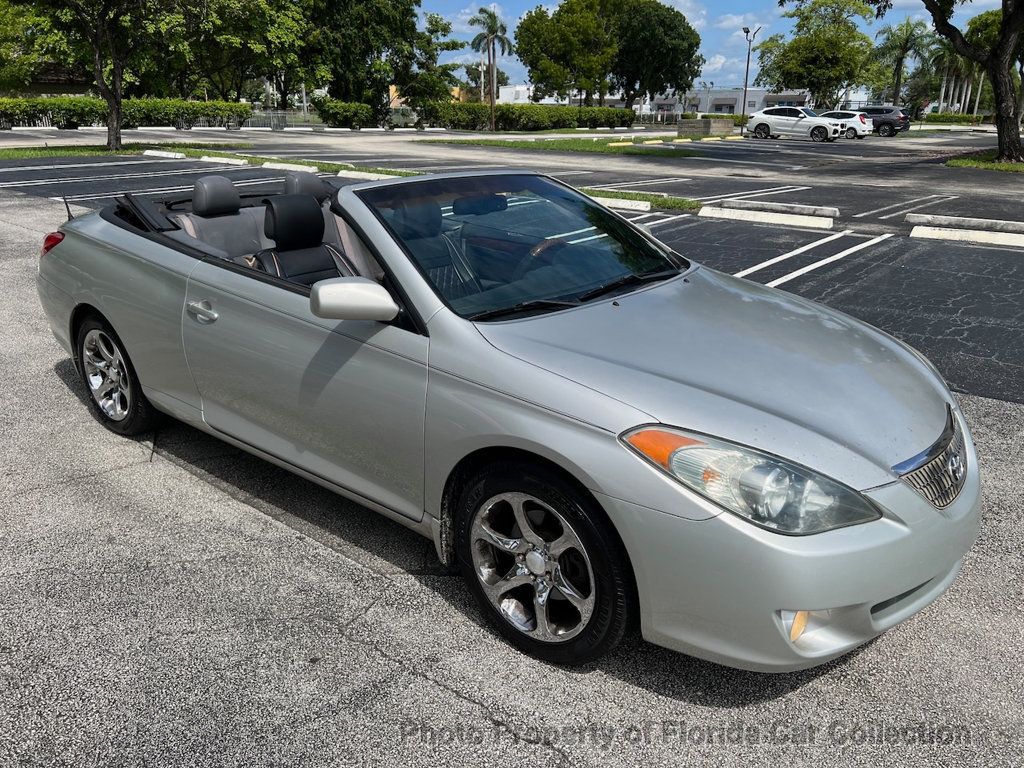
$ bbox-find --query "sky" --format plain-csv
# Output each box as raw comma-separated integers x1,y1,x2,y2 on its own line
425,0,1001,91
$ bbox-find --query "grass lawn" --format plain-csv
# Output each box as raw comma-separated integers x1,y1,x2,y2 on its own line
0,142,254,160
0,142,419,177
424,137,695,157
946,150,1024,173
581,188,701,211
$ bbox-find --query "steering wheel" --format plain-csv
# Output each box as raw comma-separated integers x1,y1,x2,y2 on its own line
512,238,570,281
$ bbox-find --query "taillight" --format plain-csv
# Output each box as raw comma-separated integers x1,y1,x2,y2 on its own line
41,231,64,258
859,114,866,124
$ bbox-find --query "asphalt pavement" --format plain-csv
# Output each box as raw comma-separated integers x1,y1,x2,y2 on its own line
1,134,1023,766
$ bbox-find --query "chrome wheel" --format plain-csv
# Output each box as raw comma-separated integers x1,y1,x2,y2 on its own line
81,329,131,421
754,123,770,139
811,126,828,142
845,128,857,139
470,492,595,642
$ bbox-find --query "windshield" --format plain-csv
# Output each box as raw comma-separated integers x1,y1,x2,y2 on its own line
801,108,818,117
357,174,685,320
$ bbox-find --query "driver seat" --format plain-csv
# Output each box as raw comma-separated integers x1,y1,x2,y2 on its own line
245,195,356,286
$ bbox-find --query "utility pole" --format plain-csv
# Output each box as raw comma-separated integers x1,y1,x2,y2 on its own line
741,26,761,135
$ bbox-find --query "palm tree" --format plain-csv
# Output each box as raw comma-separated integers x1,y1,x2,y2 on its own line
876,18,933,105
469,6,512,131
929,38,960,113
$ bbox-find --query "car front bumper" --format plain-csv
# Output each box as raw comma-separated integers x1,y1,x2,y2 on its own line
599,410,981,672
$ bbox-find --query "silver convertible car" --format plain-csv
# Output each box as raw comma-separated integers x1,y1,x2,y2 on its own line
36,169,980,671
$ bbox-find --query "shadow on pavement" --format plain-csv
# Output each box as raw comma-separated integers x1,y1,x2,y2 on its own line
54,355,853,707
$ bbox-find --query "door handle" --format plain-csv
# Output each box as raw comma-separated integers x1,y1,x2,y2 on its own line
186,300,219,323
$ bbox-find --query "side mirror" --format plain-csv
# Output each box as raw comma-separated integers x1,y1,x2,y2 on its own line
310,277,400,322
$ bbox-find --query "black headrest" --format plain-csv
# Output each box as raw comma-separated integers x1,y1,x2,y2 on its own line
285,171,331,203
263,194,325,251
193,175,240,217
391,200,442,240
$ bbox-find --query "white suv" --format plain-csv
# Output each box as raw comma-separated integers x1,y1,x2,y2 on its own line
747,107,845,142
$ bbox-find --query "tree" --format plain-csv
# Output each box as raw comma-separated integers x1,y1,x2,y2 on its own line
515,0,617,105
315,0,418,122
395,13,464,114
966,10,1024,125
0,0,63,92
789,0,1024,162
460,64,508,103
610,0,703,109
875,18,932,104
9,0,162,149
468,6,512,131
755,0,877,108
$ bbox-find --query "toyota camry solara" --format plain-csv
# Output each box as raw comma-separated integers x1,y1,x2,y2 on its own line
36,169,980,671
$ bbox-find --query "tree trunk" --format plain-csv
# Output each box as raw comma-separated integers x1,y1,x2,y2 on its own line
488,38,496,132
892,57,903,105
963,73,973,116
988,55,1024,162
938,67,948,112
957,76,969,113
973,71,983,114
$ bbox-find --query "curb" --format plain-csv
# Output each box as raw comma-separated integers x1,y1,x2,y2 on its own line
336,170,400,181
905,213,1024,234
721,199,840,218
261,161,317,173
199,155,249,165
589,196,651,212
909,225,1024,248
607,141,633,147
142,149,185,159
699,206,832,229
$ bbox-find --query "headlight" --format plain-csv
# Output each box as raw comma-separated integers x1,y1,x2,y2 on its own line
621,427,882,535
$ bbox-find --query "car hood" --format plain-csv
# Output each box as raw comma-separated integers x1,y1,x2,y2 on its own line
475,267,952,491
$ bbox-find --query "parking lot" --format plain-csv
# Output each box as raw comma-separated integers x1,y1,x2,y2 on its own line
1,130,1023,765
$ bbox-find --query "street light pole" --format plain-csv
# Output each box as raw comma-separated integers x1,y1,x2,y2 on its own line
741,26,761,135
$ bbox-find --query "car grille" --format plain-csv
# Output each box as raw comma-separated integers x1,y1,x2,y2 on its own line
898,416,967,509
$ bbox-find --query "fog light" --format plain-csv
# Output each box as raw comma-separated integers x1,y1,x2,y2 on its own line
789,610,809,641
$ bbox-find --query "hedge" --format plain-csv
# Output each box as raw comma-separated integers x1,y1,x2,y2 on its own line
700,113,748,126
0,97,251,129
312,99,374,129
924,112,983,124
420,102,635,131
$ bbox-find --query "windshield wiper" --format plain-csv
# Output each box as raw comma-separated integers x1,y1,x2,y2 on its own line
467,299,581,322
576,269,679,302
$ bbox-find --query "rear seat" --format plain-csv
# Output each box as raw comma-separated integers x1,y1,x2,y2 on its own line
168,175,270,259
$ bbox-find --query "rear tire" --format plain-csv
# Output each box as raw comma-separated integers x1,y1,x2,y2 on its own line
753,123,771,139
878,123,895,137
76,316,159,436
844,128,857,139
455,461,634,665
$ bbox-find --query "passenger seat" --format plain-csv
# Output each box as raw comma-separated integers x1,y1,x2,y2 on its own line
284,172,342,249
247,194,356,286
170,176,269,258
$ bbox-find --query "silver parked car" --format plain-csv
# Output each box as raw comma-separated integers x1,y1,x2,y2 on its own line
36,170,979,671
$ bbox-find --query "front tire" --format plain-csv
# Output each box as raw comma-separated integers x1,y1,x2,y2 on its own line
76,316,159,436
455,462,634,665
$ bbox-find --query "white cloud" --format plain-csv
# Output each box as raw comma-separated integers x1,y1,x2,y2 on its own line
452,3,508,35
713,13,760,30
665,0,707,30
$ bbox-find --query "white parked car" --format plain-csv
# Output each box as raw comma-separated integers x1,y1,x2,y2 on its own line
747,107,845,142
819,110,873,139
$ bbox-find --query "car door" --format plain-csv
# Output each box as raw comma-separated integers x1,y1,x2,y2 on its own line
181,259,429,522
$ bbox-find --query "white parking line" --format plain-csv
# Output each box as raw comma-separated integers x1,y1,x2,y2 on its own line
852,195,944,218
0,158,188,174
695,185,812,203
590,177,691,190
569,233,608,244
646,213,691,227
766,234,893,288
0,165,245,188
877,195,959,220
51,176,285,202
547,225,595,239
734,231,852,278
